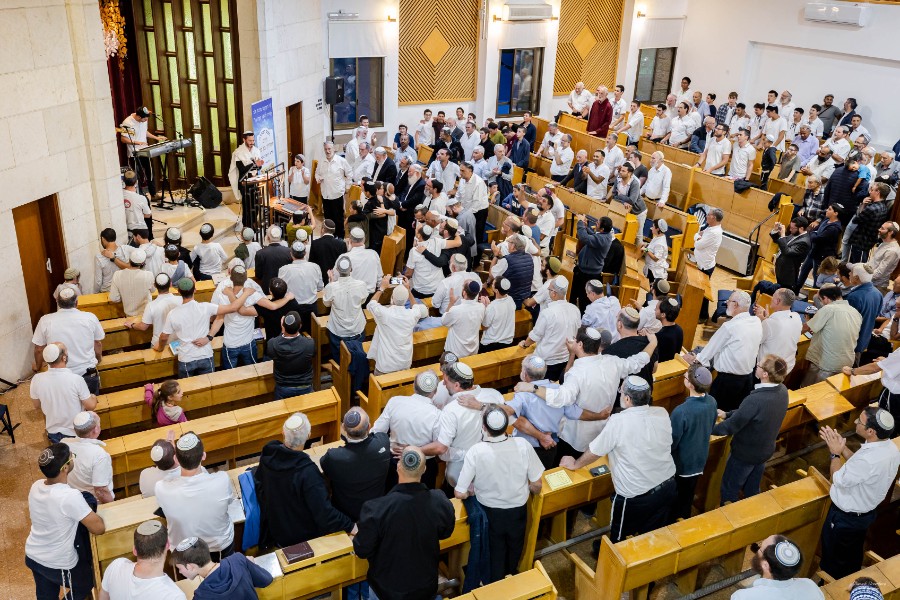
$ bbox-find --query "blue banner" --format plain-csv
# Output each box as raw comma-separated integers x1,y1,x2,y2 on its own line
251,98,277,170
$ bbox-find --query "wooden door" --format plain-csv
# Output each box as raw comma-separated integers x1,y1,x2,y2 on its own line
13,195,67,330
286,101,304,159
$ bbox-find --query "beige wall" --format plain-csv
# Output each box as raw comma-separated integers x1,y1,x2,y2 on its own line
0,0,124,380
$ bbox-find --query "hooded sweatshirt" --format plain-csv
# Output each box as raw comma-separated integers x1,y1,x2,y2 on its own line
193,553,274,600
254,441,353,550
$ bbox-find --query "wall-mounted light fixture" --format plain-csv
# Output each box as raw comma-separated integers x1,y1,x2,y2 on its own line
326,10,360,21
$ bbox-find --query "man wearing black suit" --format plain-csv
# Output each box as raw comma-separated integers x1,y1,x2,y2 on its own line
559,149,590,194
394,155,411,200
372,147,397,184
254,225,293,293
430,127,464,165
770,216,811,288
398,164,427,253
309,219,348,281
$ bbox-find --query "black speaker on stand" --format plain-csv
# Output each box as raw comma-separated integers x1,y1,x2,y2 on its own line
325,76,344,142
188,176,222,209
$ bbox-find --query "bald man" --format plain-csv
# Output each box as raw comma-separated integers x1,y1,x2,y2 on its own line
353,447,456,600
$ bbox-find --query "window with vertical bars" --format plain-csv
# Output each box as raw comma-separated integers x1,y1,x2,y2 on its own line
132,0,242,188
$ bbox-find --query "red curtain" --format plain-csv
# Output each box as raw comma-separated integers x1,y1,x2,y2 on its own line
106,0,142,167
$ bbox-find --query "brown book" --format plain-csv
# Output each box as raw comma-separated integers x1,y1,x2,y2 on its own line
280,541,314,564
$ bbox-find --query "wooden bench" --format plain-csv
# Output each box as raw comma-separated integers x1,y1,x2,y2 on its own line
105,388,341,492
571,469,832,599
820,530,900,599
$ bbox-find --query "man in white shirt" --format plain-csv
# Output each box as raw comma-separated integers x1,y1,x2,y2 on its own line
457,162,490,244
315,141,352,238
618,101,645,145
31,343,97,444
109,248,154,317
371,370,444,488
99,520,185,600
406,224,446,297
727,103,750,140
847,114,870,144
367,280,429,374
646,103,671,142
538,122,563,158
32,286,105,394
120,105,166,197
433,254,479,314
459,121,480,162
663,102,694,148
585,148,611,200
609,84,628,130
479,278,516,352
62,411,113,504
823,126,851,165
156,278,251,378
642,151,672,208
228,131,264,228
684,290,763,411
764,105,788,152
453,406,543,582
422,361,505,487
582,281,621,336
800,146,836,184
567,81,593,117
278,241,324,331
344,126,367,171
819,408,900,579
731,535,824,599
755,287,802,374
338,227,383,295
416,109,435,147
470,145,491,181
674,76,693,107
426,149,461,197
560,375,677,543
696,123,732,175
208,265,264,369
442,279,486,358
322,256,368,364
602,133,625,171
728,129,757,181
518,276,581,381
351,142,375,183
803,104,825,139
155,432,237,558
550,134,575,182
122,170,151,235
127,273,182,347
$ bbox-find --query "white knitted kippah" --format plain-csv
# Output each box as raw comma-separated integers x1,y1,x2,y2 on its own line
176,432,200,451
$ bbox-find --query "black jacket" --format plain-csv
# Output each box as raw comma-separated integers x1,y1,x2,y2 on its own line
373,157,398,184
353,483,456,600
309,234,347,281
254,244,292,293
808,219,843,261
770,231,810,288
320,432,391,521
254,441,353,550
560,162,589,194
431,138,464,164
423,233,475,276
394,168,409,199
712,384,788,464
824,165,865,226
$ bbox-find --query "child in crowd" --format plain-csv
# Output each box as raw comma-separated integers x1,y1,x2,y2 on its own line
160,244,194,288
173,536,274,599
191,223,228,281
234,227,262,271
815,256,840,288
145,380,187,426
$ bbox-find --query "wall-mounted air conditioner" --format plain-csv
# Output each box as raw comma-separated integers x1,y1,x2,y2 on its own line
804,2,869,26
501,3,555,22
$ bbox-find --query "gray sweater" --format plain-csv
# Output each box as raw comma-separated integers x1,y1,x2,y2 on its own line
711,384,788,464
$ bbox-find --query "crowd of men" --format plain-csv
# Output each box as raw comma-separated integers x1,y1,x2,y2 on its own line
23,82,900,600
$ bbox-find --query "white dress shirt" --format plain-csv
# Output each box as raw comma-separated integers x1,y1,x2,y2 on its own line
338,246,383,294
693,224,723,271
823,137,851,161
433,271,480,314
426,161,461,195
603,145,625,171
731,578,825,599
546,352,651,451
32,309,105,376
278,260,324,305
407,237,447,295
641,164,672,202
586,162,611,199
569,89,594,113
759,309,802,373
830,439,900,513
877,347,900,393
228,143,261,200
424,192,448,218
582,296,621,339
696,311,763,375
352,153,375,183
623,112,645,143
540,131,563,155
460,132,480,161
154,472,236,551
367,301,429,373
345,138,361,170
611,98,628,123
728,114,750,136
62,437,113,497
588,405,677,498
530,299,581,365
481,295,516,346
668,116,693,146
804,155,836,181
803,117,824,138
848,125,870,143
645,235,669,279
371,393,442,453
442,299,486,357
550,146,575,177
455,436,544,508
649,115,671,139
764,117,788,151
323,276,368,337
457,174,489,213
437,387,505,486
315,155,352,199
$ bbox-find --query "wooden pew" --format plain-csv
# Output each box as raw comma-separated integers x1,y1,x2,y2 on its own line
638,145,696,210
674,260,711,350
105,388,342,492
558,112,587,133
528,153,552,178
644,203,700,272
417,144,434,165
820,542,900,599
95,362,276,437
102,317,153,351
570,469,832,599
735,257,776,293
79,278,223,321
638,138,701,168
380,226,406,276
825,371,884,409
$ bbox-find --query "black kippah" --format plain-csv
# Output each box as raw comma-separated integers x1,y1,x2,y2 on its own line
344,411,362,428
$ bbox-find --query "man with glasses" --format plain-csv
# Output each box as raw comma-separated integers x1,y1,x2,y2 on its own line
696,123,732,175
818,408,899,579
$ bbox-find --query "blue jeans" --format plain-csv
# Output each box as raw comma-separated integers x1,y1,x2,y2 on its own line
274,384,312,400
178,357,215,378
720,455,765,505
345,582,369,600
328,331,364,363
223,342,257,370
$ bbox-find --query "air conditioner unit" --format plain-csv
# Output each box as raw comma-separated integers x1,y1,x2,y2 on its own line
502,3,554,22
804,2,869,26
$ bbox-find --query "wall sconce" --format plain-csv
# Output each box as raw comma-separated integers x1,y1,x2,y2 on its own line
386,10,397,22
636,10,647,18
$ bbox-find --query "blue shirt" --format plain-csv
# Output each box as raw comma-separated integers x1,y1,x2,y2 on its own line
506,380,583,447
670,394,718,476
846,282,883,353
393,132,416,149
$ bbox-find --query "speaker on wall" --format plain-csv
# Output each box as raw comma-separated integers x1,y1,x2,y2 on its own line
325,76,344,105
188,176,222,209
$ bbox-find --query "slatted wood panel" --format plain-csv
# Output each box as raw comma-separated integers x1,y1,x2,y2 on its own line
553,0,625,95
398,0,480,104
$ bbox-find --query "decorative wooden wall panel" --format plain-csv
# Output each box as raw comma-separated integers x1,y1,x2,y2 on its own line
398,0,480,105
553,0,625,95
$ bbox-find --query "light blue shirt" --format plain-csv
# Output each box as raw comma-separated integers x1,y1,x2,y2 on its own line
730,577,824,599
506,380,583,447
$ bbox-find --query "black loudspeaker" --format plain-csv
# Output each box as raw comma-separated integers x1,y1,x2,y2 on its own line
189,176,222,209
325,76,344,105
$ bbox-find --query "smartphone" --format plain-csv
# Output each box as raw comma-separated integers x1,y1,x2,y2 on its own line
390,277,403,285
589,465,610,477
803,331,813,339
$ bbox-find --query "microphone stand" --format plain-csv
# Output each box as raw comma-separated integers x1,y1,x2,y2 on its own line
746,211,779,276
